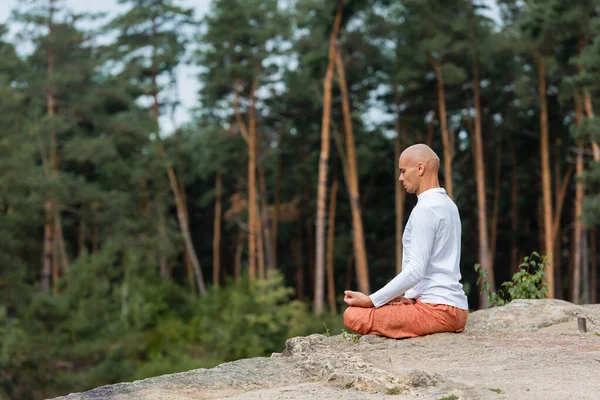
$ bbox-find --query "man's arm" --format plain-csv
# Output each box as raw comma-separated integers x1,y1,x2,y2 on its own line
369,208,437,308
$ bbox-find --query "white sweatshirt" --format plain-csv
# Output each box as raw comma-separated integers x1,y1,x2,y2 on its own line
370,188,469,310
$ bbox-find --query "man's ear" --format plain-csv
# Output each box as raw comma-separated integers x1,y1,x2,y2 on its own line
417,162,425,176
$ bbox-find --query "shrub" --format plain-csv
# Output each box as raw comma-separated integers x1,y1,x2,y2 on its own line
475,252,549,307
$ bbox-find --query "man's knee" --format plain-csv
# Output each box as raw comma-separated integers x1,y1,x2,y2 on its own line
343,306,370,334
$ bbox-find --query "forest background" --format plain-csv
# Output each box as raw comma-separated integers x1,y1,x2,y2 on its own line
1,0,599,399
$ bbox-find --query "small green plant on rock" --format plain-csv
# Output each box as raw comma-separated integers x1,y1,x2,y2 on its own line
323,322,330,337
475,252,549,307
386,387,402,395
488,388,504,394
340,329,360,344
438,395,458,400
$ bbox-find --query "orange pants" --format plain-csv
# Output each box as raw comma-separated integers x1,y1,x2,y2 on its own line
343,300,469,339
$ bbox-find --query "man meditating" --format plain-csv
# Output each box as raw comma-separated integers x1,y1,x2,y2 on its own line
343,144,469,339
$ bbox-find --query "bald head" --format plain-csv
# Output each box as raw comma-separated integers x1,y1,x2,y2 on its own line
398,143,441,195
400,144,440,172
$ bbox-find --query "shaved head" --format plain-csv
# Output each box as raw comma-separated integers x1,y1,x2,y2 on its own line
400,144,440,171
398,144,441,196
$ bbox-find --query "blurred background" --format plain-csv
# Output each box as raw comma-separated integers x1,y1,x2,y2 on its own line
0,0,599,398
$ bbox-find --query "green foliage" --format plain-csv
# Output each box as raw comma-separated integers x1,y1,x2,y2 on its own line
475,252,549,307
386,386,402,395
190,271,313,361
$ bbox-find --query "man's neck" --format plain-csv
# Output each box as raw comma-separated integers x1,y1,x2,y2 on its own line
416,179,440,196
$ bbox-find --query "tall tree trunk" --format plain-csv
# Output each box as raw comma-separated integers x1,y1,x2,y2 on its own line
591,229,597,304
551,162,573,299
471,54,493,307
256,201,266,279
429,56,454,199
42,202,52,292
344,255,354,292
234,228,244,280
326,175,339,314
257,156,274,272
553,149,561,296
213,170,222,286
510,143,519,275
488,140,502,277
180,178,191,283
248,77,261,280
43,0,70,290
573,93,585,303
582,229,590,304
335,48,370,295
394,116,407,274
159,211,169,279
426,115,434,148
292,236,305,300
151,15,205,295
272,128,284,269
534,51,554,298
579,35,600,162
314,0,344,314
304,171,315,293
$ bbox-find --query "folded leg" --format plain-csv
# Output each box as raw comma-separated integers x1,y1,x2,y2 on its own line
343,300,468,339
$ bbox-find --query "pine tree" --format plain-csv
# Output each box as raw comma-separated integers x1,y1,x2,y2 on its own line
197,0,290,280
105,0,206,294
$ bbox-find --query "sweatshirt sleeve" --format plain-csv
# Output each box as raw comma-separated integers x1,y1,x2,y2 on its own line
369,207,438,308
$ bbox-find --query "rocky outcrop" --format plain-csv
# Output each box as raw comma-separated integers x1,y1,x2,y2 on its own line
51,299,600,400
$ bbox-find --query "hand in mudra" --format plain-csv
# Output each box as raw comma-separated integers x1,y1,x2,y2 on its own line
343,290,374,308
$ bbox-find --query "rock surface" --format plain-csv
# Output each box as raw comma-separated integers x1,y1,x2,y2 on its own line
51,299,600,400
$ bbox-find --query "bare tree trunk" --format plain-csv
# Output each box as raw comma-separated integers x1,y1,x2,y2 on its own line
429,56,454,199
534,51,554,298
510,143,519,275
582,230,590,304
256,200,266,279
335,48,370,296
54,212,68,274
303,172,315,293
573,93,585,303
43,0,69,290
234,229,244,280
344,255,354,292
470,53,493,307
52,227,59,295
551,163,573,291
178,179,191,283
213,170,222,286
394,116,407,274
553,152,561,296
292,237,305,300
258,158,274,272
159,211,169,279
578,35,600,162
247,79,259,281
272,128,284,269
149,14,205,294
488,143,501,276
591,230,597,304
327,175,339,314
314,0,344,314
426,115,434,148
42,201,52,292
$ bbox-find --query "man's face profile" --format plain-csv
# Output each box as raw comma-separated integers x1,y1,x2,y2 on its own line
398,154,419,194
